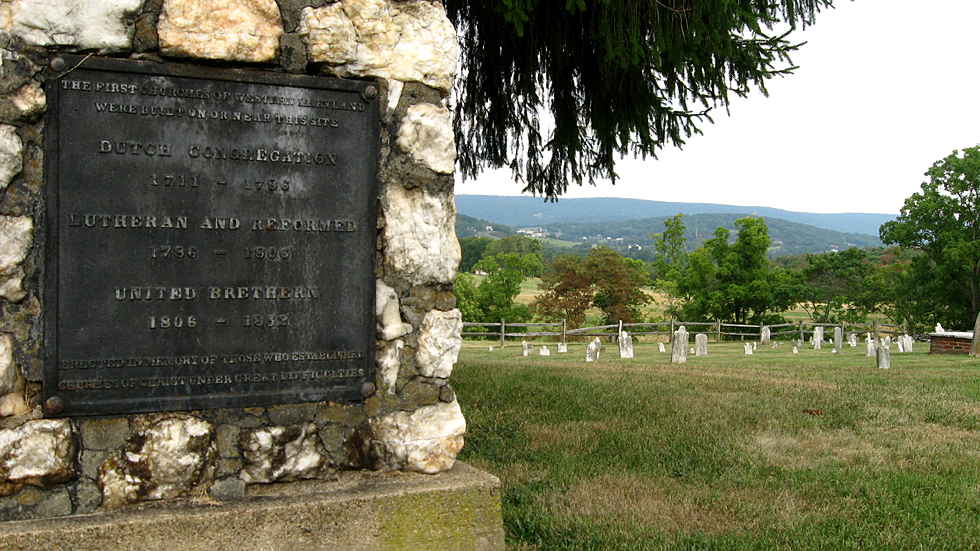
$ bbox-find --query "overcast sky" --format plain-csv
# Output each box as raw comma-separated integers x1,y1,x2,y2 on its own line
455,0,980,215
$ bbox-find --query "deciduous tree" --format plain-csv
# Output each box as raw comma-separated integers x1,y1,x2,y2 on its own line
880,145,980,329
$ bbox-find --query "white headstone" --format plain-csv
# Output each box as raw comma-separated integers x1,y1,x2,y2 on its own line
876,346,890,369
834,326,843,350
848,333,857,347
522,341,531,357
760,326,771,345
936,323,945,334
903,335,914,353
619,331,634,359
866,336,877,357
832,348,838,354
744,343,753,355
753,342,757,351
671,326,689,364
897,338,906,353
772,342,778,349
814,327,823,349
695,333,708,356
658,342,666,353
557,343,568,354
540,346,550,356
792,346,799,354
586,340,599,363
488,346,493,352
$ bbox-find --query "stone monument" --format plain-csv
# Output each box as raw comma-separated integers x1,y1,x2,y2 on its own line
695,333,708,356
670,326,688,364
0,1,501,548
760,326,771,345
619,331,633,359
586,339,600,363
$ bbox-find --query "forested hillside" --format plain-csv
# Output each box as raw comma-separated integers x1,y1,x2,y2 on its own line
549,214,882,258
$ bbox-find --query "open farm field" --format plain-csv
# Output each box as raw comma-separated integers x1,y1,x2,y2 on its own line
453,341,980,550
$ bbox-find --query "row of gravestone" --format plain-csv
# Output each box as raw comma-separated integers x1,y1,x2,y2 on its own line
498,329,914,370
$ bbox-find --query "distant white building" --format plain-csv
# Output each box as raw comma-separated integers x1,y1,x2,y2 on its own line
485,225,493,231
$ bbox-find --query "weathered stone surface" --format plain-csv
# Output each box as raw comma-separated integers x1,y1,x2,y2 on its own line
369,399,464,474
76,417,130,451
396,102,455,174
382,183,460,285
658,342,666,353
0,419,75,494
618,331,633,359
557,343,567,353
585,338,599,362
866,335,877,357
416,308,462,378
267,402,317,426
760,326,771,345
0,80,44,124
278,32,307,73
876,346,890,369
0,485,71,521
695,333,708,356
671,326,688,364
0,332,16,395
376,279,412,341
239,423,326,484
743,343,753,355
299,0,458,93
209,475,245,501
377,338,403,395
158,0,283,62
539,346,550,356
0,0,142,52
0,124,21,192
98,416,215,509
0,215,32,303
74,479,102,514
399,379,439,407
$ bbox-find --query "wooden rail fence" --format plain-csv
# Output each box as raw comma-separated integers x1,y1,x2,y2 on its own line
462,318,907,347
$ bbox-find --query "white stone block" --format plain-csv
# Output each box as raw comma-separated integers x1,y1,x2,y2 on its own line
382,184,460,285
0,0,142,52
376,338,403,395
396,103,455,174
299,0,458,93
0,419,75,488
375,280,412,341
240,423,325,484
416,309,462,378
369,400,465,474
0,124,22,192
158,0,283,62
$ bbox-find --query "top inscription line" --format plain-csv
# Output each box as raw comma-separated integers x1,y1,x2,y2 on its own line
60,79,367,113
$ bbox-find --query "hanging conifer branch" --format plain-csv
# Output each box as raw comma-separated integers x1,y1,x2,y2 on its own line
445,0,834,199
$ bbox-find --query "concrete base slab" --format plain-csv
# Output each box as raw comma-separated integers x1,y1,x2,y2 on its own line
0,463,504,551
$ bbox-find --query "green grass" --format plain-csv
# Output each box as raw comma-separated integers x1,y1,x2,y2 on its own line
453,341,980,550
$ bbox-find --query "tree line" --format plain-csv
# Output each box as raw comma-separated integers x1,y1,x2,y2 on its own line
458,146,980,336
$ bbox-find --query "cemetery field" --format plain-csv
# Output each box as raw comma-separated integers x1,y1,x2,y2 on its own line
452,341,980,550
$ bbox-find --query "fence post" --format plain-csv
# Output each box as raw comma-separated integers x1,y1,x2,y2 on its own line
670,317,675,344
873,320,878,341
716,319,722,343
562,318,567,344
799,321,804,343
500,318,506,348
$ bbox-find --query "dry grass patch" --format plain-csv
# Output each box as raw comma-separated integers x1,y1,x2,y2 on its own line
550,473,831,537
750,430,890,470
524,421,615,453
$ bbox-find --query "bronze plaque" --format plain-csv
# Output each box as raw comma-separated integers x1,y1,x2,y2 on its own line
43,57,379,416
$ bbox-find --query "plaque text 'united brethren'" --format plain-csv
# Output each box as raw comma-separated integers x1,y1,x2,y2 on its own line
44,57,379,416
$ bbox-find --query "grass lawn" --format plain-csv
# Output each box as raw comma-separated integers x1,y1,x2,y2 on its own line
452,340,980,550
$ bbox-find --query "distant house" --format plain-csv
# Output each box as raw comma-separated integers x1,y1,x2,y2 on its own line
485,225,493,232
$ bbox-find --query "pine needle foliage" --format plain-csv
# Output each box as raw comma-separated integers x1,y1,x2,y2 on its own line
446,0,834,199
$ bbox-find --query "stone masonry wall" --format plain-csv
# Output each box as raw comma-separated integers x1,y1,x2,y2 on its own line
929,335,972,355
0,0,463,521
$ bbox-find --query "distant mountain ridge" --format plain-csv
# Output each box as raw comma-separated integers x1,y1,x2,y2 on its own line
455,195,895,237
